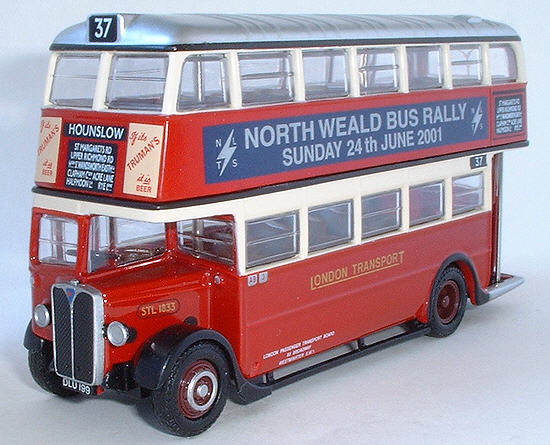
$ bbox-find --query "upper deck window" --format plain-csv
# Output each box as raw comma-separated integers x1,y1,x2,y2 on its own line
407,46,444,91
303,49,348,100
50,54,100,108
239,51,294,106
357,47,400,94
106,55,168,111
450,44,482,87
178,54,230,111
490,43,518,84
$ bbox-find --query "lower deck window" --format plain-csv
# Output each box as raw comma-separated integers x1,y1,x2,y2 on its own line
177,217,235,265
362,190,401,238
452,173,484,215
246,212,299,267
409,182,444,226
309,201,353,252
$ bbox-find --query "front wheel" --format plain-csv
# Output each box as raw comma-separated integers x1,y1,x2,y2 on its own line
28,340,78,397
151,343,229,436
427,266,468,338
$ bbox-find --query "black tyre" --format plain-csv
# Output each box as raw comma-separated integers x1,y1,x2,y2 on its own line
427,266,468,338
28,341,78,397
152,343,229,437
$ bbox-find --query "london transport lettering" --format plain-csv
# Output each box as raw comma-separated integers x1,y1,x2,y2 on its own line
310,251,405,291
204,97,488,183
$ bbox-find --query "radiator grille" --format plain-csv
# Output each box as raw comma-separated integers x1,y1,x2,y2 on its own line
51,284,104,386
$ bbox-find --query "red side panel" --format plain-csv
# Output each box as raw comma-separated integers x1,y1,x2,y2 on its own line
35,84,526,204
238,213,492,378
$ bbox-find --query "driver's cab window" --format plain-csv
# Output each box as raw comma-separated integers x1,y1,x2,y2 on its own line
89,216,166,272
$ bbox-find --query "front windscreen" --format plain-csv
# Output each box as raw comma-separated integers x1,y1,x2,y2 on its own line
89,216,166,272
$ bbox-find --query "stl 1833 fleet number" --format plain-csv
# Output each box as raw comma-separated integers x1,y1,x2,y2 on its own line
138,299,180,318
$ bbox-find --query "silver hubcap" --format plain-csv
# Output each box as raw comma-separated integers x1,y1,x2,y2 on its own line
186,369,218,412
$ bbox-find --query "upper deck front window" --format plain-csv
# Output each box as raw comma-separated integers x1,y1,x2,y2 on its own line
106,55,168,111
50,54,100,108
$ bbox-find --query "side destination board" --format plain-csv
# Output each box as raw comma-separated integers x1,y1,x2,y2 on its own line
203,97,489,184
494,93,524,137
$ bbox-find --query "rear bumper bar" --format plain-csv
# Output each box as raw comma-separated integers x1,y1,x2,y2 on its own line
486,274,524,301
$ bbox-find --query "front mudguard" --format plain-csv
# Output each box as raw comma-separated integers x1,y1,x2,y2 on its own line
134,324,270,405
24,321,46,352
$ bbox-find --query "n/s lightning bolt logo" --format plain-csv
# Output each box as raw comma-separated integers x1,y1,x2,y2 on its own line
216,130,237,176
471,101,483,135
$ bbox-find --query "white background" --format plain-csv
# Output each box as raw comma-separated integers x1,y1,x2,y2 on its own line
1,1,549,444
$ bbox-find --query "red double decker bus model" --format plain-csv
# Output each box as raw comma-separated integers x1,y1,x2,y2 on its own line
26,14,527,436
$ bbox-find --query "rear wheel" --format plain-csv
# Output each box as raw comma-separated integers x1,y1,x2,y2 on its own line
152,343,229,436
28,340,78,397
428,266,468,338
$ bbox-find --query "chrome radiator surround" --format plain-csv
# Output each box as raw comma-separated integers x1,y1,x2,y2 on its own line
51,282,104,386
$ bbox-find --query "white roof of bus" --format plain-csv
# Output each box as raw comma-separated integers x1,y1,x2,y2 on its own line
51,13,520,51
